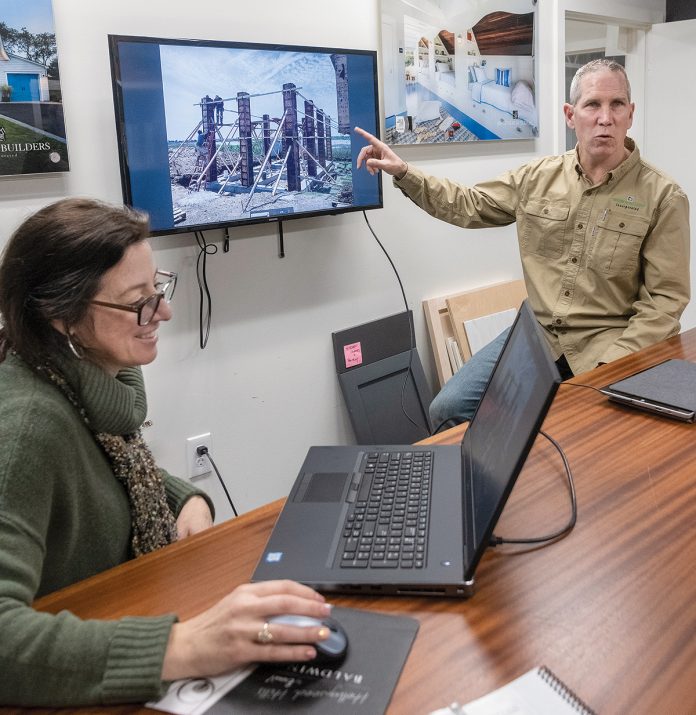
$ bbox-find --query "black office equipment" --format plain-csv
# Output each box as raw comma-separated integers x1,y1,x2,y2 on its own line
108,35,382,237
268,614,348,664
600,358,696,422
332,311,433,443
253,301,561,598
209,607,418,714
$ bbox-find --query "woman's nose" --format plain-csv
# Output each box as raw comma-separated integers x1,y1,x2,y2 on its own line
154,296,173,322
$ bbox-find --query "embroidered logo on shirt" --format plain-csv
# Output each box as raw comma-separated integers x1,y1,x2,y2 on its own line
612,195,645,211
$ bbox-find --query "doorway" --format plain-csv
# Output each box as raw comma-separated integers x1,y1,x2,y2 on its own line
7,73,40,102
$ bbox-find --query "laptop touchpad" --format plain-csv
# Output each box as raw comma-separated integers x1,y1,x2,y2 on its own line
295,472,348,502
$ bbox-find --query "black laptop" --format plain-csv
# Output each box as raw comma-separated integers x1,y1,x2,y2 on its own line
252,301,561,597
600,358,696,422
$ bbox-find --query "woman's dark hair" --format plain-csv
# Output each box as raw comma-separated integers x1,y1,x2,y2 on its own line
0,197,150,365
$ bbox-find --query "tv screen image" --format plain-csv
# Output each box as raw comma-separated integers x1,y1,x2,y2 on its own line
108,36,382,236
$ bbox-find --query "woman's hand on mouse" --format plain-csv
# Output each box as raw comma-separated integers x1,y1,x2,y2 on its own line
161,580,332,681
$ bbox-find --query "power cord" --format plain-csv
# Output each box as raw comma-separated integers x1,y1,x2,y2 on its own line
194,230,217,349
196,445,239,517
490,429,577,546
362,211,429,439
561,380,605,395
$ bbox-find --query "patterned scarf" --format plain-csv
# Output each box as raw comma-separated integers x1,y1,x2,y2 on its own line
37,362,178,557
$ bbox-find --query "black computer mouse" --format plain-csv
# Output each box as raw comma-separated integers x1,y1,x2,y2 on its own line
269,614,349,664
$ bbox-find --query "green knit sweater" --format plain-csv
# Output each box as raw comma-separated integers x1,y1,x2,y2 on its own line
0,353,213,706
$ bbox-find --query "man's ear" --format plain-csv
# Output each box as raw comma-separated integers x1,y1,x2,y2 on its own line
563,103,575,129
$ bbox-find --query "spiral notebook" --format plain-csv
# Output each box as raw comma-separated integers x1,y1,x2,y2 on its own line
429,666,596,715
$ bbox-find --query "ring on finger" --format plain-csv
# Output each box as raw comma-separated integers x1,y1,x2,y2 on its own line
257,621,274,644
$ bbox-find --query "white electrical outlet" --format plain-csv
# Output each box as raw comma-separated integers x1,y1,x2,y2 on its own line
186,432,212,479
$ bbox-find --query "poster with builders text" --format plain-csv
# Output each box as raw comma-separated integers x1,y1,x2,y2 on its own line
0,0,69,175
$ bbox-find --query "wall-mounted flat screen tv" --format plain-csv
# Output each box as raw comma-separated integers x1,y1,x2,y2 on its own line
108,35,383,236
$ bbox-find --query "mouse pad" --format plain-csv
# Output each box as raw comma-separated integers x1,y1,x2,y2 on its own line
206,606,419,715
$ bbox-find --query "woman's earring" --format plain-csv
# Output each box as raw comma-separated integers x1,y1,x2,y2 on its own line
66,333,84,360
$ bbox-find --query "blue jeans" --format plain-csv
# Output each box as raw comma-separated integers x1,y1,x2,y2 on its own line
429,327,511,431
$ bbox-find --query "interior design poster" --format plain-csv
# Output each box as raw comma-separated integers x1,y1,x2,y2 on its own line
381,0,537,145
0,0,69,175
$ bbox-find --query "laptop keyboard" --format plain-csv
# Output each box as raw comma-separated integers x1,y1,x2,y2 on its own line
338,450,432,569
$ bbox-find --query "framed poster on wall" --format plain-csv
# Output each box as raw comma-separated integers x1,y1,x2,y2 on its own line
381,0,537,146
0,0,69,176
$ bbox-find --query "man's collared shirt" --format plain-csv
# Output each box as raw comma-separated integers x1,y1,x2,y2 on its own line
395,138,690,375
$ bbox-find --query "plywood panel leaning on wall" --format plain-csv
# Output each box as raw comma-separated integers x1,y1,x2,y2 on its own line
423,280,527,388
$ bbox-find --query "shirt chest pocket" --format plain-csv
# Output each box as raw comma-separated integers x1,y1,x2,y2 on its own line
521,201,569,258
592,212,650,276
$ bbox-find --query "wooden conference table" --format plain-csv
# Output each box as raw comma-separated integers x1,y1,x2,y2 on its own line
9,331,696,715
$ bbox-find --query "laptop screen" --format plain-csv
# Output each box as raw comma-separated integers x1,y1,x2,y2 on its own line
464,301,561,574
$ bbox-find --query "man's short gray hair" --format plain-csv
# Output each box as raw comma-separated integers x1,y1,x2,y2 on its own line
569,59,631,105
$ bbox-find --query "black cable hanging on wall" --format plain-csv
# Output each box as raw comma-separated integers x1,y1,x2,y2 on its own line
194,231,217,349
362,210,429,439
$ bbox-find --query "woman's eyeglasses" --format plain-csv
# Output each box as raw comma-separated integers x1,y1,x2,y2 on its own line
91,270,177,326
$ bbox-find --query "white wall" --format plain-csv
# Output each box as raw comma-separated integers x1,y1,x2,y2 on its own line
0,0,669,520
644,18,696,330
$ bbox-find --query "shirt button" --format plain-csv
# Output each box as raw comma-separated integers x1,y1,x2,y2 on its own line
564,291,570,297
543,208,549,214
571,257,578,263
577,223,583,229
619,222,625,228
555,319,562,325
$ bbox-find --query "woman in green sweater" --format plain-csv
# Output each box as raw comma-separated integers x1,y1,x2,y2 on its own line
0,198,331,706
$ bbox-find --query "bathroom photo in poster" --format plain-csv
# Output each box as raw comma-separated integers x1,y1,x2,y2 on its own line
0,0,69,175
381,0,537,145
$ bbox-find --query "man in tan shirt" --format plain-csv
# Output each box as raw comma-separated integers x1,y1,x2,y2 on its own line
356,59,690,430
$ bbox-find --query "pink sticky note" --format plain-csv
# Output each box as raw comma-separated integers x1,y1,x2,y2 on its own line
344,341,363,368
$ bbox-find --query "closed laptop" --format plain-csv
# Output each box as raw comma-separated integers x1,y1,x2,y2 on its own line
600,359,696,422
